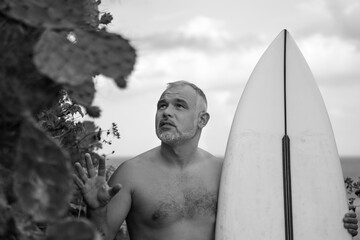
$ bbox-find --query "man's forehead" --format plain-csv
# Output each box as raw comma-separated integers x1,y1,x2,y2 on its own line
159,85,197,101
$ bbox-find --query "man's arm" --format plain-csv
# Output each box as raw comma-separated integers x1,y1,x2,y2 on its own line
103,161,134,240
87,188,131,240
74,154,131,240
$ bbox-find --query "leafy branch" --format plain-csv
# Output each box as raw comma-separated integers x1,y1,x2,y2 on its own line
0,0,136,239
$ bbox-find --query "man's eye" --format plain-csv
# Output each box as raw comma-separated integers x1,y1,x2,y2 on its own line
176,104,184,109
158,104,167,109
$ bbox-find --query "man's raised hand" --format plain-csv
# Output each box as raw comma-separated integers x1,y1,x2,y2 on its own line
73,153,122,210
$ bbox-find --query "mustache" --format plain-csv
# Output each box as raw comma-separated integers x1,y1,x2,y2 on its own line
159,120,176,127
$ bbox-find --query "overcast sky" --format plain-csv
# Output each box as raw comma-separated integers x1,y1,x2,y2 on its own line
93,0,360,158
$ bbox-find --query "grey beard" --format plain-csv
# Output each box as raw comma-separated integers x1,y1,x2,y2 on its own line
158,131,181,145
157,128,196,145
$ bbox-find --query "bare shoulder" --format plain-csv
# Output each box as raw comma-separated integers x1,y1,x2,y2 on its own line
199,148,223,168
108,147,159,186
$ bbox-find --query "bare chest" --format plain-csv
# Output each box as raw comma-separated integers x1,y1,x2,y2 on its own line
130,172,219,225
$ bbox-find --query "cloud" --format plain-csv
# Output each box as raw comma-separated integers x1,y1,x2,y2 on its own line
285,0,360,49
297,33,360,85
96,13,360,97
111,15,270,97
132,47,261,84
326,0,360,44
97,13,360,107
132,16,263,53
177,16,232,45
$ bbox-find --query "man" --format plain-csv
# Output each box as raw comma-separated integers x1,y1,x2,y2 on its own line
74,81,358,240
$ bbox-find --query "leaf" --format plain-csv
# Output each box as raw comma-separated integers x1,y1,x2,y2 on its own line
33,29,136,87
82,0,101,29
114,76,127,89
46,218,101,240
33,30,88,85
96,128,102,141
73,105,85,117
0,0,99,30
85,106,101,118
100,13,113,25
65,80,95,107
0,14,62,117
13,116,73,222
74,29,136,81
77,121,98,148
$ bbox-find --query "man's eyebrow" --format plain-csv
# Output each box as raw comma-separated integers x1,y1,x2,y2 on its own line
174,98,189,106
157,98,189,107
157,99,167,105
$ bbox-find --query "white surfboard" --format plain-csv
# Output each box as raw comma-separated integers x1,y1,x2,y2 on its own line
215,30,350,240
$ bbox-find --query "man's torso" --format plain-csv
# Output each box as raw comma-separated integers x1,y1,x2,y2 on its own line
123,148,222,240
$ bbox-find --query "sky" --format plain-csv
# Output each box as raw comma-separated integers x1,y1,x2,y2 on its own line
92,0,360,158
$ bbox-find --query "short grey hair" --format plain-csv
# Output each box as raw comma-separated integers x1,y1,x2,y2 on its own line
166,80,208,109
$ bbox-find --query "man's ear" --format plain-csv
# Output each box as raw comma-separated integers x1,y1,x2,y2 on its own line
198,112,210,128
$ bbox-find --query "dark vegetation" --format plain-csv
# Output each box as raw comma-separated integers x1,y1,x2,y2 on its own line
0,1,135,239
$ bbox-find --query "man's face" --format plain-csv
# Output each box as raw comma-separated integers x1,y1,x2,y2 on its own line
155,85,202,145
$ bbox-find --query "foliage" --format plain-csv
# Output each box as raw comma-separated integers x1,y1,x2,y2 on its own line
37,90,120,166
0,0,136,239
345,177,360,206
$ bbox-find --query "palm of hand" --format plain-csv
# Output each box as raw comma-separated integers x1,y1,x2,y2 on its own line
74,154,121,210
82,175,111,209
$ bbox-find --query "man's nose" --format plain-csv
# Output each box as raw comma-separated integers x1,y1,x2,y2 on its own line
162,105,174,117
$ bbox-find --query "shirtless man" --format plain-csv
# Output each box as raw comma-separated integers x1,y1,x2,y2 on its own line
74,81,358,240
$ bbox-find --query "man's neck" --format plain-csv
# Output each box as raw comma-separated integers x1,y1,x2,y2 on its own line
160,141,199,169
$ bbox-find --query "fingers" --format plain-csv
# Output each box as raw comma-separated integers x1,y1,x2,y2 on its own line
98,156,106,177
347,228,358,237
75,153,104,182
344,222,358,229
73,174,84,189
344,217,358,224
109,184,122,198
85,153,96,177
344,212,358,236
75,162,88,182
345,223,358,237
344,212,357,222
346,211,357,217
